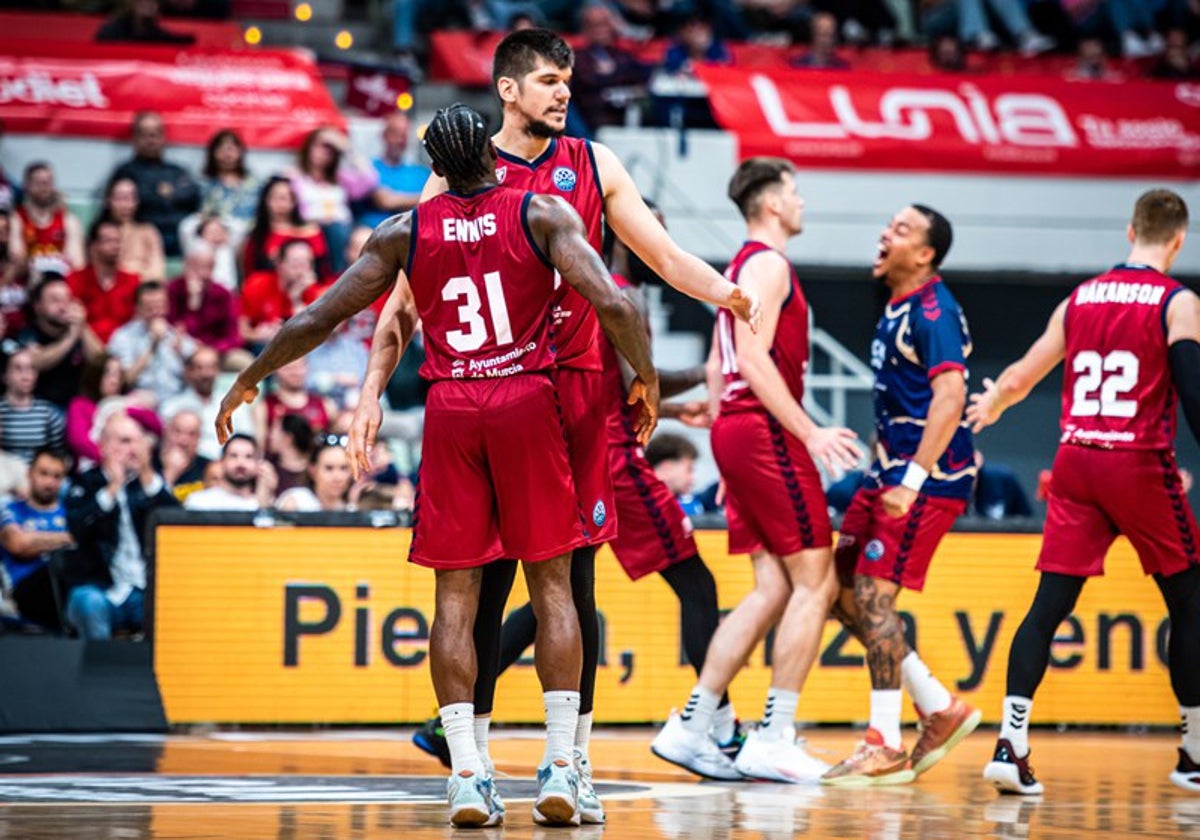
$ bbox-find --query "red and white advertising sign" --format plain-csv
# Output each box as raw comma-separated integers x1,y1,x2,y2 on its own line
0,42,344,149
695,65,1200,177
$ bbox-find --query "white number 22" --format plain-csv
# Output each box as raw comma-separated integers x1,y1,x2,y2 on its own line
1071,350,1139,418
442,271,513,353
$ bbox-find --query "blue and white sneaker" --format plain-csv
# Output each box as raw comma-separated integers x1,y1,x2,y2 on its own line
482,759,507,821
446,770,504,827
533,758,581,826
574,748,605,824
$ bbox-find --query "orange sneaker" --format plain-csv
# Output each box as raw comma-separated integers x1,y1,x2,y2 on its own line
911,697,982,776
820,728,915,787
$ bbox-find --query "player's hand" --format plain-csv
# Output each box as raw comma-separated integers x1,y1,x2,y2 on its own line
673,400,712,429
966,377,1001,433
627,375,660,446
216,379,258,445
805,426,864,476
728,285,762,333
347,396,383,481
881,484,919,518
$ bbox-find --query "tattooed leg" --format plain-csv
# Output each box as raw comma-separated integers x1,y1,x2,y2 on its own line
854,574,906,690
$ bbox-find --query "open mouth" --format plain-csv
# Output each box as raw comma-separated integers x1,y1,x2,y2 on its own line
873,241,889,269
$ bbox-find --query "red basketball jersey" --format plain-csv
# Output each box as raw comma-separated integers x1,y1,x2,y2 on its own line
16,205,66,260
1060,264,1185,451
600,274,647,447
495,137,605,371
409,187,558,382
716,241,809,416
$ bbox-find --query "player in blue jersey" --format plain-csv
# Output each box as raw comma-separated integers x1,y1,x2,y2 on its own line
822,205,982,786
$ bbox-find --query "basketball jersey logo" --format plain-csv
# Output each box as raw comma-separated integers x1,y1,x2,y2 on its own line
495,166,507,183
592,500,607,527
553,166,577,192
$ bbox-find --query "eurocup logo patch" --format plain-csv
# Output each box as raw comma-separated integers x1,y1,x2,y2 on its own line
495,165,507,183
592,501,607,527
553,166,577,192
865,539,885,562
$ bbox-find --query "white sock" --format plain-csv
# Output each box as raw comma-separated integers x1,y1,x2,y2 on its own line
575,711,593,756
680,685,720,735
474,714,492,771
542,690,580,767
999,695,1033,758
868,690,904,750
711,700,736,745
1182,706,1200,762
760,687,799,740
440,703,483,776
901,651,952,716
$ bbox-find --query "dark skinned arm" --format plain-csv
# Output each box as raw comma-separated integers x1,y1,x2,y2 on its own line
613,284,704,397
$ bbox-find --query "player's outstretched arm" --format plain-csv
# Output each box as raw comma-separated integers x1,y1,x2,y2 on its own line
967,299,1067,432
1167,289,1200,444
216,216,412,445
592,142,761,330
883,368,968,518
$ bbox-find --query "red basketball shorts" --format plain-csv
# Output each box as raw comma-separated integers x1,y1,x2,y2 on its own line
554,366,618,546
607,443,698,580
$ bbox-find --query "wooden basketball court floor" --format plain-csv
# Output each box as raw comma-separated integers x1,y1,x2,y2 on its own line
0,728,1194,839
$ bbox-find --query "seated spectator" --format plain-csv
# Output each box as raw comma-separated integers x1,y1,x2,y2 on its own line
791,11,852,68
290,127,378,272
0,212,22,335
268,413,316,493
738,0,813,45
0,349,65,461
663,13,733,76
180,215,239,292
66,353,161,469
7,162,84,284
243,176,332,278
930,33,969,72
645,432,719,516
0,449,74,632
240,239,327,348
95,0,196,43
68,219,140,344
1152,27,1200,78
161,345,253,460
815,0,897,45
307,316,371,411
358,112,431,229
197,129,260,241
253,357,331,451
20,275,102,410
166,243,246,369
184,434,277,510
108,112,201,257
0,122,19,214
1065,36,1124,81
63,413,178,639
922,0,1054,55
155,407,210,502
276,441,354,511
572,5,652,135
108,282,196,405
973,451,1033,520
100,176,166,282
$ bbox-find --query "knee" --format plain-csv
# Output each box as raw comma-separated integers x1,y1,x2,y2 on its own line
67,586,107,617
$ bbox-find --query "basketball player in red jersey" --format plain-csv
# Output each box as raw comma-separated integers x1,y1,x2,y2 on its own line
215,104,659,827
8,162,84,280
968,189,1200,796
354,29,759,823
653,158,863,782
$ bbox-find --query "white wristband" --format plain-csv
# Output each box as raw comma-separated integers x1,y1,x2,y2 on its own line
900,462,929,492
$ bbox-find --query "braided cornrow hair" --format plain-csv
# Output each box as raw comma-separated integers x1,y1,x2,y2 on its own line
422,103,493,190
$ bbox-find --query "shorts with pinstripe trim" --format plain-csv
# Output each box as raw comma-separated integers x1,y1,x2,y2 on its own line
834,485,967,592
712,410,832,557
608,442,698,580
1037,445,1200,578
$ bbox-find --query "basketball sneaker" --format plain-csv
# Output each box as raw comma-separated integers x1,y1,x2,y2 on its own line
820,729,915,787
982,738,1044,795
910,696,982,775
446,769,504,827
413,717,451,769
1170,747,1200,793
533,758,581,826
716,719,747,761
574,748,605,824
734,728,831,783
651,711,744,780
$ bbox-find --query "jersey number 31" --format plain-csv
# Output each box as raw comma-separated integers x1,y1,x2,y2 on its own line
443,272,513,353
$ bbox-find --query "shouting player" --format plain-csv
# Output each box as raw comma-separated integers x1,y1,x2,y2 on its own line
215,104,660,827
969,189,1200,796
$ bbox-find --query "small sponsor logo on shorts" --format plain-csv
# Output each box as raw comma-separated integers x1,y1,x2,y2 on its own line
836,535,857,551
592,501,607,527
553,166,577,192
865,539,885,562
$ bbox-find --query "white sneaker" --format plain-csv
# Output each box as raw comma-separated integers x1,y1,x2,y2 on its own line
574,748,605,824
975,31,1000,52
1018,31,1055,57
651,711,743,780
446,770,504,827
734,729,831,783
1123,31,1154,58
533,758,581,826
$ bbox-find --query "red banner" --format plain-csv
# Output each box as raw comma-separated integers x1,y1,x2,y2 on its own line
0,43,344,149
694,65,1200,177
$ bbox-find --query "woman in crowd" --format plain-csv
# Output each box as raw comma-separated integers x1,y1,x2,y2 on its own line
242,175,331,277
275,440,354,511
102,175,166,282
66,353,161,469
267,413,316,493
289,127,377,272
198,128,260,242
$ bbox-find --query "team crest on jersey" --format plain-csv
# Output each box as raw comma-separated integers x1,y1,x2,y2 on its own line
592,501,607,527
865,539,886,562
553,166,577,192
495,166,507,183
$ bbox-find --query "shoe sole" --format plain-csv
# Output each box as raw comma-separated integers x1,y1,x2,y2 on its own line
912,708,983,776
1169,770,1200,793
580,806,606,824
821,767,916,787
735,759,828,784
983,762,1044,795
449,805,500,827
533,796,581,826
651,744,744,781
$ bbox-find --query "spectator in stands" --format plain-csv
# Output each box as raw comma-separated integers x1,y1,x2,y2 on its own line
736,0,812,45
816,0,897,45
20,276,101,410
276,441,354,511
109,112,201,257
0,212,20,334
791,11,852,68
155,407,210,502
198,129,260,241
160,345,250,461
0,349,65,461
101,176,166,283
267,413,315,492
290,127,378,272
645,432,719,516
973,450,1033,520
66,353,161,470
254,358,331,451
1100,0,1166,57
95,0,196,43
572,5,652,134
184,434,278,510
243,176,331,278
240,239,326,348
69,219,140,344
663,12,733,76
107,282,196,405
358,112,431,229
166,243,245,369
64,413,177,639
1065,36,1124,80
0,449,74,633
1152,27,1200,77
0,121,18,214
921,0,1055,55
930,33,969,71
7,162,84,284
190,215,240,291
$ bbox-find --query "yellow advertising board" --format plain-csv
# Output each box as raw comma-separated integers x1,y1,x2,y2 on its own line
153,526,1177,725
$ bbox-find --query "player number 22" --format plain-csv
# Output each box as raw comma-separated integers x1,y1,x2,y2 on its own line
1071,350,1139,418
443,272,514,352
